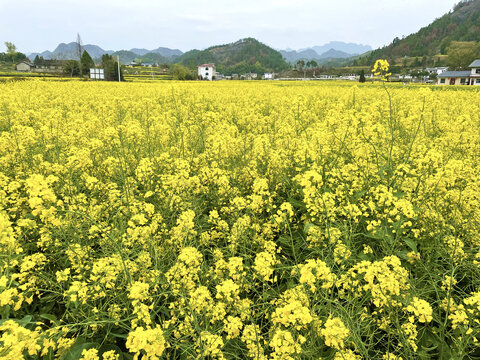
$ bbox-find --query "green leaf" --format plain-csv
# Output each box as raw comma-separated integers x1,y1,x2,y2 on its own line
40,313,58,325
17,315,33,326
60,341,98,360
403,237,418,252
354,189,367,199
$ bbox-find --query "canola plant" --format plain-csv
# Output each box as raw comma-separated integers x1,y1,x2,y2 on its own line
0,79,480,359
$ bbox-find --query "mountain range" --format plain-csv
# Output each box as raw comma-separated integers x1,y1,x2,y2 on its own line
27,40,371,66
28,43,183,63
280,41,372,63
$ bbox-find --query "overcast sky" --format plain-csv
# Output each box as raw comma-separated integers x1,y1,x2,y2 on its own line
1,0,457,53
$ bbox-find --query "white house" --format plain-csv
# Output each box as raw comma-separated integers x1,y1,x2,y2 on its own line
244,73,257,80
198,64,215,81
426,67,448,75
16,61,34,72
437,60,480,85
263,73,274,80
469,59,480,85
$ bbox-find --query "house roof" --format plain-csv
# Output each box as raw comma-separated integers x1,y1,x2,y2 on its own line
469,59,480,67
198,64,215,68
437,71,471,78
18,61,34,66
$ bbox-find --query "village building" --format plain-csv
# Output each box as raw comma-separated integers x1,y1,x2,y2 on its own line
437,60,480,85
197,64,216,80
263,73,274,80
16,61,34,72
16,59,66,73
317,74,334,79
437,71,471,85
469,59,480,85
244,73,257,80
426,67,448,75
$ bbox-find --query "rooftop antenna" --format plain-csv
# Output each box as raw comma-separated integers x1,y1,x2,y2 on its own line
76,33,83,61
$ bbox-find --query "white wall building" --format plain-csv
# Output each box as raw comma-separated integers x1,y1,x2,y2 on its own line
263,73,274,80
426,67,448,75
469,60,480,85
198,64,216,80
16,61,34,72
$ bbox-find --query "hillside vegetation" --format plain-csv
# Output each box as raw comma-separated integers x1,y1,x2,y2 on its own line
360,0,480,64
176,38,290,74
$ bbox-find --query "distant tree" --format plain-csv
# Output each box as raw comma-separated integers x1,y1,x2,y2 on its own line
63,60,80,77
447,41,480,70
306,60,318,70
359,70,366,83
5,42,16,55
80,50,95,76
296,60,305,71
440,39,451,55
3,42,25,64
172,64,193,80
101,54,124,81
307,60,318,77
33,55,41,66
421,55,427,66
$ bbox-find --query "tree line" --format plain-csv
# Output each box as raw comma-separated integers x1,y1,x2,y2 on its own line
0,42,27,63
61,51,123,81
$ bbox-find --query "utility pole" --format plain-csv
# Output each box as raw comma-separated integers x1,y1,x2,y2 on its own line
76,33,83,75
76,33,83,61
117,55,121,82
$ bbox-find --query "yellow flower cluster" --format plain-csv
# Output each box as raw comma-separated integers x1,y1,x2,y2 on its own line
125,325,166,360
292,258,336,291
406,297,433,323
372,59,392,80
320,316,350,350
0,320,41,358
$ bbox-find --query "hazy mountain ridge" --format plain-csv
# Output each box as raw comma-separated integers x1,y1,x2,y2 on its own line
27,42,183,62
280,41,372,63
308,41,372,55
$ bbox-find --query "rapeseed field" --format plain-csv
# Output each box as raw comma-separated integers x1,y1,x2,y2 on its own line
1,79,480,359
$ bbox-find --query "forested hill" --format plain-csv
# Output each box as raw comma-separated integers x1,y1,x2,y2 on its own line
175,38,290,75
364,0,480,61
